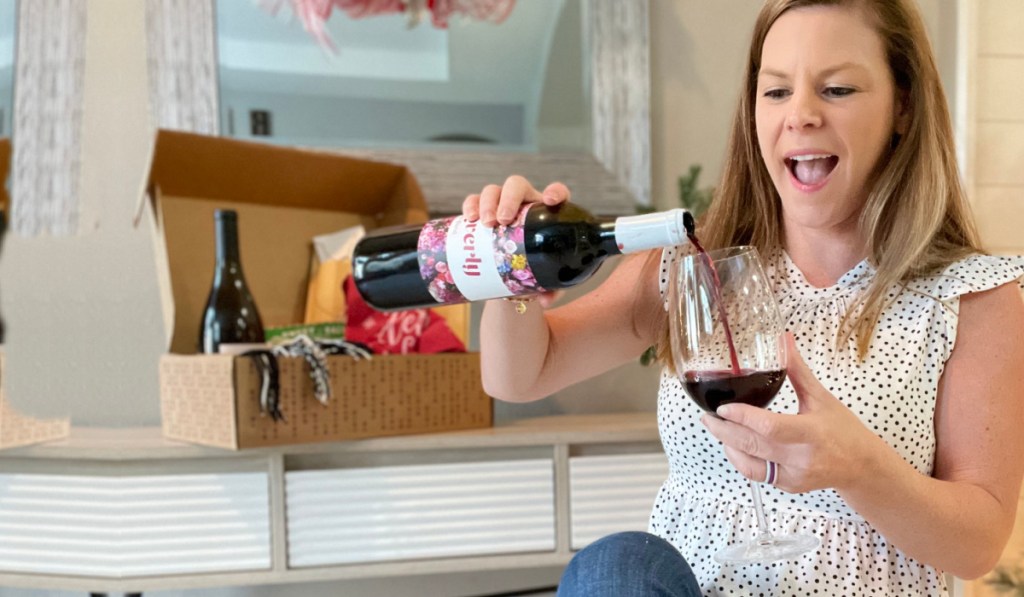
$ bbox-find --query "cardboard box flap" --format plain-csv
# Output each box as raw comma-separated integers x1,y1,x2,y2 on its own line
140,129,428,219
139,130,457,354
0,138,10,217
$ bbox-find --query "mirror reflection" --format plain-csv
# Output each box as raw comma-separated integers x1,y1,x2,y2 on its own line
215,0,589,152
0,0,13,140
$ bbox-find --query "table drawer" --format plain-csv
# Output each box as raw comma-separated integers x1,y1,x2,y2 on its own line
286,458,556,567
568,453,668,549
0,472,271,577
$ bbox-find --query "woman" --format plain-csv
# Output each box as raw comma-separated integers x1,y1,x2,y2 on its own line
463,0,1024,595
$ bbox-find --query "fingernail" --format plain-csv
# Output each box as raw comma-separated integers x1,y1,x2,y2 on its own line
716,405,734,418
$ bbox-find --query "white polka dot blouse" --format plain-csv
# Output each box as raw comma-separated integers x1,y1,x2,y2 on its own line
650,247,1024,596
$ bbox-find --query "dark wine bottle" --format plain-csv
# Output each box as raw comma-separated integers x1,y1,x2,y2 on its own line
198,209,266,353
353,203,694,311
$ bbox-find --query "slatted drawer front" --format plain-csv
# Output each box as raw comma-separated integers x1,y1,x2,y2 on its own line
286,459,556,567
0,472,271,577
569,453,669,549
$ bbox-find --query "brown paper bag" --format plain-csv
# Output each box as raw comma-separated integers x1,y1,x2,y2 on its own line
305,256,351,324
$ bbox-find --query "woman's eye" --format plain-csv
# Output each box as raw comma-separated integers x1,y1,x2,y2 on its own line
763,89,789,100
824,86,855,98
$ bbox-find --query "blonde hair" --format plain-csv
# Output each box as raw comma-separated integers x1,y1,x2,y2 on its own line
653,0,980,363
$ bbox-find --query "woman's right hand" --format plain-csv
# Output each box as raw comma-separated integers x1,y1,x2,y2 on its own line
462,175,571,227
464,175,571,309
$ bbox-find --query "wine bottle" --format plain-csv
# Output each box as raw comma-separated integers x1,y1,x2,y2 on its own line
198,209,266,353
353,203,694,311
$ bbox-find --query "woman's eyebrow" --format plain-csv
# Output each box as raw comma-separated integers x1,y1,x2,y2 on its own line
758,62,869,80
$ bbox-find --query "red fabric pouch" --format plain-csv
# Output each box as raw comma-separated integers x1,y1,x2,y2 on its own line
342,276,466,355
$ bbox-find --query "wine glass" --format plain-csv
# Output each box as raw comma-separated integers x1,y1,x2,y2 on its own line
666,245,819,564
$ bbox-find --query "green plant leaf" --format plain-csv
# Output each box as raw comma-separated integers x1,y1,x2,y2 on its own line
639,345,657,367
986,559,1024,596
677,164,713,218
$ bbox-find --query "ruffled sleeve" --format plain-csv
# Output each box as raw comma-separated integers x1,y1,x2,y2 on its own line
908,254,1024,363
908,254,1024,301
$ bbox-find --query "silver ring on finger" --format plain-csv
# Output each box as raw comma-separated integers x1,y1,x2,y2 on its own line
763,460,778,485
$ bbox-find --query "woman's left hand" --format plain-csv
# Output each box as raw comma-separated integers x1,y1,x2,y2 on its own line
701,333,888,493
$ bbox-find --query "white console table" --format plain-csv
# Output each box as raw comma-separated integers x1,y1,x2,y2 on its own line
0,413,667,594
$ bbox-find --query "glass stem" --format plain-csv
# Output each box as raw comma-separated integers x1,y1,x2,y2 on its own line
748,480,775,546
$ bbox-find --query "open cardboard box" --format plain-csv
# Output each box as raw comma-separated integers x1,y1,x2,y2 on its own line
139,130,491,450
0,139,73,449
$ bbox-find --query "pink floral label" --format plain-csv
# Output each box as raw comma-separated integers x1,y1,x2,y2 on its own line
416,206,546,304
491,206,545,296
417,216,469,304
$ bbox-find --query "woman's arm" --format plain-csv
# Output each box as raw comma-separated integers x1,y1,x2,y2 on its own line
841,282,1024,577
480,250,663,402
464,175,666,403
705,282,1024,578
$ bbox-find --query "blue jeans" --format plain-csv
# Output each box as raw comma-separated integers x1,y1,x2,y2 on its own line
557,531,702,596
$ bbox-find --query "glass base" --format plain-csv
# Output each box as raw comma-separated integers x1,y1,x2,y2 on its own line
714,533,820,565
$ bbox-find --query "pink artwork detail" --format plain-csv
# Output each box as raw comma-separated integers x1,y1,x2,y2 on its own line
492,206,545,296
261,0,517,53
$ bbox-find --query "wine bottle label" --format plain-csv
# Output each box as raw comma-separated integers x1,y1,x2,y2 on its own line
417,206,546,303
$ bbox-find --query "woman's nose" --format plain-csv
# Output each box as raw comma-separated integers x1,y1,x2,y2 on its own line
786,91,823,130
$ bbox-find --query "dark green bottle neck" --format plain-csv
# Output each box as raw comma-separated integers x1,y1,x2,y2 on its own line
215,213,241,268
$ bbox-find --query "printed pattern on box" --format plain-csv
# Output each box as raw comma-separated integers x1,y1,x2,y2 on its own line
0,352,71,450
159,355,238,450
160,353,491,449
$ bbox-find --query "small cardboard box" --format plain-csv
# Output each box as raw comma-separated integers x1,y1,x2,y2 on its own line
0,351,72,450
139,130,491,450
0,140,72,450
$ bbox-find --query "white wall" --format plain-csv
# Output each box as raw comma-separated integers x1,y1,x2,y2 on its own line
969,0,1024,256
650,1,756,210
0,0,165,423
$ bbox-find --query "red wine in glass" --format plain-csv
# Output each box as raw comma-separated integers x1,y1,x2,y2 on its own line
682,234,783,414
682,369,787,413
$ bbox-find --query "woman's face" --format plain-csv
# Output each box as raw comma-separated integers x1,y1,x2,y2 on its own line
755,5,902,236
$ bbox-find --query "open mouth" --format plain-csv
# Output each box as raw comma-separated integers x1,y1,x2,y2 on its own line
786,154,839,186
